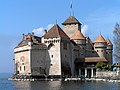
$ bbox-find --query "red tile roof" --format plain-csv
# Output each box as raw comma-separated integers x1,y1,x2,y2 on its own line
94,34,106,43
75,57,107,63
71,30,85,40
44,24,69,39
106,39,113,46
85,57,107,62
62,16,81,25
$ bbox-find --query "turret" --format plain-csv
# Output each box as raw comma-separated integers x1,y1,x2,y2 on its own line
106,39,113,65
94,34,107,58
71,30,86,46
71,30,86,58
62,16,82,38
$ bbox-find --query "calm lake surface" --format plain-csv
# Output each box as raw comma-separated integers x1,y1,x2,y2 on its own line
0,73,120,90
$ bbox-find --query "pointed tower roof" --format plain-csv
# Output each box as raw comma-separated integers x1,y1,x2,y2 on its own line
106,39,113,46
62,16,81,25
44,24,69,39
71,30,85,40
94,34,106,43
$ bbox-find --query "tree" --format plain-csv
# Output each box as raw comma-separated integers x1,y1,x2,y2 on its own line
113,23,120,62
96,62,106,70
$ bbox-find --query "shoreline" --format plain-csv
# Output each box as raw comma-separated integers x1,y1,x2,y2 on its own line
8,77,120,82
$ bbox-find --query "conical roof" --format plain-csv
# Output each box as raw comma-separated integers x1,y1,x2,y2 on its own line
62,16,81,25
71,30,85,40
106,39,113,46
44,24,69,39
94,34,106,43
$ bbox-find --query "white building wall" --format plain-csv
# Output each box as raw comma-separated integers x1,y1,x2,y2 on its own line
44,38,62,76
14,46,31,75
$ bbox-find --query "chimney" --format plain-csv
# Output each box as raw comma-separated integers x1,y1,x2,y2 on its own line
32,32,34,36
44,29,47,35
22,33,25,40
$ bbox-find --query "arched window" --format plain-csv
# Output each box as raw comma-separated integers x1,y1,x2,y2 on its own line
48,43,55,50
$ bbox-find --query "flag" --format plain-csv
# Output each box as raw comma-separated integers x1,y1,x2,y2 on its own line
70,1,72,9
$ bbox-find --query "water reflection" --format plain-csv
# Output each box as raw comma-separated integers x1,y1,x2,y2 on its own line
13,80,61,90
12,80,120,90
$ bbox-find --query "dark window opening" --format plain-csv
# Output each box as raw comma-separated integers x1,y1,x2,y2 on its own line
24,66,25,71
51,55,53,58
63,43,67,50
20,66,21,71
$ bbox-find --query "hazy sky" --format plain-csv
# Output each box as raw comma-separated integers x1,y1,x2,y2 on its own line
0,0,120,73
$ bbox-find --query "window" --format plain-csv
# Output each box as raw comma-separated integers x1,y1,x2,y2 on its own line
63,43,67,50
48,43,55,49
97,50,99,52
20,66,21,71
65,54,67,58
51,55,53,58
101,50,103,52
24,66,25,71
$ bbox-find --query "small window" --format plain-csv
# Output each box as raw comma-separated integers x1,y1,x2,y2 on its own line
20,66,21,71
51,55,53,58
63,43,67,50
24,66,25,71
101,50,103,52
65,54,67,58
97,50,99,52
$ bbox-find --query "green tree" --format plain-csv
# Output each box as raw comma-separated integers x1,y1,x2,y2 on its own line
96,62,106,70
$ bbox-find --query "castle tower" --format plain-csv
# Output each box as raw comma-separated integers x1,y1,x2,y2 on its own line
94,34,107,58
71,30,86,58
14,33,47,76
62,16,82,38
106,39,113,65
44,24,71,76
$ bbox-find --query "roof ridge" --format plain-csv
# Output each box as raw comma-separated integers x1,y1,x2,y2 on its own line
44,24,69,39
62,16,81,25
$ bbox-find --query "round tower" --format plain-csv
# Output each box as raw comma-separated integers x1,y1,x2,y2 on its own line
71,30,86,58
106,39,113,65
94,35,107,58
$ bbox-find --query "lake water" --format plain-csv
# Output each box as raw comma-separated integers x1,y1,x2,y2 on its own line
0,73,120,90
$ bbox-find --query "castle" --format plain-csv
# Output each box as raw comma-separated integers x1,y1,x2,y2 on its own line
14,16,113,78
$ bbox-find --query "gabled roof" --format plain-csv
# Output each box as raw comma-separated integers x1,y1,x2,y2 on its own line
71,30,85,40
106,39,113,46
62,16,81,25
94,34,106,43
44,24,69,39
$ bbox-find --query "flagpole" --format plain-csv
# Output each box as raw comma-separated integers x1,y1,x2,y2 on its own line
70,0,72,16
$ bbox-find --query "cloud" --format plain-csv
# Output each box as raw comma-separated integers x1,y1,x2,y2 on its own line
81,25,89,36
32,24,54,36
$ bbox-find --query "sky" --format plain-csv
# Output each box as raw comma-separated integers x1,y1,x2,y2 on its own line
0,0,120,73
